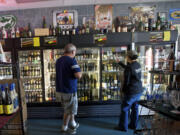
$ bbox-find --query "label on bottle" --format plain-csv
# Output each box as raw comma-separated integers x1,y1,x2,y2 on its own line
0,105,4,114
4,104,13,115
103,96,108,101
81,97,85,102
85,96,88,101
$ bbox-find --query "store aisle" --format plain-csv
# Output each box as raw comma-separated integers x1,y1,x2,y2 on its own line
27,117,135,135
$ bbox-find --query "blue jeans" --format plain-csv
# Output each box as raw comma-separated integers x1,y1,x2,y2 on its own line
119,93,142,130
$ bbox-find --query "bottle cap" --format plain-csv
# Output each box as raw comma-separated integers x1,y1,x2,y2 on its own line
10,83,15,91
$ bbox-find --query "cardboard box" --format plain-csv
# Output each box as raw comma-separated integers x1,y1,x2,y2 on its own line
34,28,49,36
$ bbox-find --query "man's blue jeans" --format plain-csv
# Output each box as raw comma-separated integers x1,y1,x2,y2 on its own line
119,93,142,130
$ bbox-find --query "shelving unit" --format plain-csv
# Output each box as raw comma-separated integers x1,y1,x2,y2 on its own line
0,30,178,118
0,79,27,135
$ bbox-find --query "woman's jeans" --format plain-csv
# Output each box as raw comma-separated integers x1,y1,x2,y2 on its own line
119,93,142,130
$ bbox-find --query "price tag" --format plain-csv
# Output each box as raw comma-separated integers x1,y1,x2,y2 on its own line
33,37,40,47
164,31,171,41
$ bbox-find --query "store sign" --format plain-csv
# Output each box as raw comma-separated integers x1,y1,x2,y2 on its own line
53,10,78,29
95,5,113,30
0,15,16,29
169,9,180,20
149,32,163,42
21,37,40,47
94,34,107,45
44,36,57,46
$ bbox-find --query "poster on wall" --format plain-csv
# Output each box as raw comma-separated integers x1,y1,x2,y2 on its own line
53,10,78,29
95,5,113,30
169,9,180,20
129,6,155,22
0,15,16,29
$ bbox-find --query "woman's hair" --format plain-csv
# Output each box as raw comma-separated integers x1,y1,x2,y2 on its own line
64,43,76,53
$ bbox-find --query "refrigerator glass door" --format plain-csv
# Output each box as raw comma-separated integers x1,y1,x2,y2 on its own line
101,46,127,101
0,51,13,80
153,44,173,93
76,47,100,102
18,50,43,103
136,45,153,98
43,49,63,102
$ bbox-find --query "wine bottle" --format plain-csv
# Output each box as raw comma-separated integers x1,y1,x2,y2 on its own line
28,23,32,37
156,13,161,31
42,16,47,28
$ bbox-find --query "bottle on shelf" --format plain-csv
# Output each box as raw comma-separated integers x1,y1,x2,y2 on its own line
4,83,13,115
42,16,47,28
2,27,7,39
11,27,16,38
10,83,19,113
15,27,20,38
138,17,144,32
0,84,4,115
49,25,53,36
156,12,161,31
28,23,32,37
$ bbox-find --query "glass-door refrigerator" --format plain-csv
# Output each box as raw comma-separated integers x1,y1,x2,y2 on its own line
153,44,173,93
43,49,63,102
76,47,100,102
135,45,153,97
18,50,43,103
101,46,127,101
0,51,13,80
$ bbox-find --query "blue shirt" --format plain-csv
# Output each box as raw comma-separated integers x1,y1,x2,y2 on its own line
56,56,81,93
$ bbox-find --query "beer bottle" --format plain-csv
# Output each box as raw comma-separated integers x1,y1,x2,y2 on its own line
4,84,13,115
0,85,4,115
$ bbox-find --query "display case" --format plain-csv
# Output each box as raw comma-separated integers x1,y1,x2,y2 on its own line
18,50,43,103
43,49,63,102
76,47,100,102
135,45,153,97
101,46,127,101
0,52,13,80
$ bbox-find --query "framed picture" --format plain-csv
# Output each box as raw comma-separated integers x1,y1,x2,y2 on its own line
169,9,180,20
53,10,78,29
95,5,113,30
129,6,155,23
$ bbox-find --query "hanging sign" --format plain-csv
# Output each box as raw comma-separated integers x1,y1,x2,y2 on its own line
163,31,171,41
94,34,107,45
33,37,40,47
44,36,57,46
53,10,78,29
21,37,40,47
149,32,163,42
169,9,180,20
95,5,113,30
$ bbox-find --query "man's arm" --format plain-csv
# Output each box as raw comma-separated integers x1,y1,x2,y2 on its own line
74,72,82,79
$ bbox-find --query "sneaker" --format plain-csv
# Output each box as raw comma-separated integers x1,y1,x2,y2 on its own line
67,128,77,134
69,123,79,130
60,125,68,132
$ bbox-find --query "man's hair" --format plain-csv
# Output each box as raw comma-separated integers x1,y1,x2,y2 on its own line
64,43,76,53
